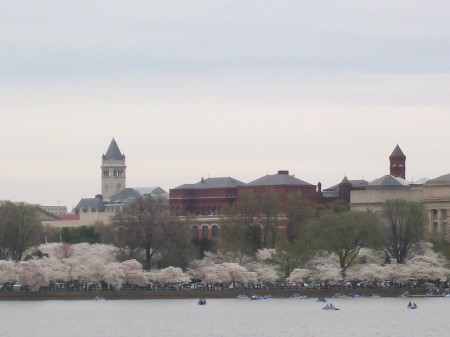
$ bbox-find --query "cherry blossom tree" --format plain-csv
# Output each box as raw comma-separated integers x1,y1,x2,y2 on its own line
17,260,48,292
249,263,279,284
157,266,191,285
120,259,147,286
405,243,449,280
0,260,18,284
256,248,275,263
287,268,312,284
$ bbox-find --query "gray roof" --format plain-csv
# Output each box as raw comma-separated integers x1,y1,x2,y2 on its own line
247,171,313,187
324,178,368,191
323,178,369,197
368,175,410,188
390,144,406,158
107,187,168,205
74,198,105,214
174,177,245,190
426,173,450,184
341,176,351,184
103,138,125,161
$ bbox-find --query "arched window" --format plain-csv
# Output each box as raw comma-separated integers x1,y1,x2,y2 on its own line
202,225,209,239
192,226,199,239
212,225,219,238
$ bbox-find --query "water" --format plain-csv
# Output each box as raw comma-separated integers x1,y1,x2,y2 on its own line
1,297,448,337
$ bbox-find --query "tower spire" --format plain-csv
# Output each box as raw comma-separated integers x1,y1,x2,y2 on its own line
101,138,127,200
389,144,406,179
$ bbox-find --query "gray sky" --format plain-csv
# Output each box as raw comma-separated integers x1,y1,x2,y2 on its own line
1,1,450,209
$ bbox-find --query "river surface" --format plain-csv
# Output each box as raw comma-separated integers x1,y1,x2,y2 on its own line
1,297,448,337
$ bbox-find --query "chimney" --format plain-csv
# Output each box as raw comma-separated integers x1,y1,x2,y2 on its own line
278,170,289,175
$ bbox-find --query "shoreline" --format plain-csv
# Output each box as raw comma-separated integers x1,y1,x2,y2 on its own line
0,288,437,301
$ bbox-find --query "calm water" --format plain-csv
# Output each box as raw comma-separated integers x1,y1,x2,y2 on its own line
1,297,448,337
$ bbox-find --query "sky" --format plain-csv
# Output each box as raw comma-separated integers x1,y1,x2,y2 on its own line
1,1,450,210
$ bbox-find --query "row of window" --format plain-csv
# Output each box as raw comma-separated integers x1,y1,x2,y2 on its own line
171,206,223,216
102,169,124,177
192,224,219,239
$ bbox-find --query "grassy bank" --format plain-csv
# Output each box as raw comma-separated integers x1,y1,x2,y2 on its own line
0,288,430,301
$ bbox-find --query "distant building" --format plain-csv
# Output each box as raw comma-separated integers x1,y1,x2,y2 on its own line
323,176,368,203
105,187,168,212
35,205,68,216
389,144,406,179
422,174,450,236
350,144,449,239
169,170,326,240
101,138,126,201
44,139,167,229
170,177,245,216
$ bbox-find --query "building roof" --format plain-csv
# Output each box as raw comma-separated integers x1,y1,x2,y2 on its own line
103,138,125,161
323,178,369,197
108,187,168,205
74,197,106,214
246,170,313,187
174,177,245,190
426,173,450,184
390,144,406,158
368,175,410,188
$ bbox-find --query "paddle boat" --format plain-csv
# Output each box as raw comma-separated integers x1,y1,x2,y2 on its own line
407,302,417,309
250,294,272,300
236,294,249,299
322,303,339,310
350,293,365,298
291,293,308,299
198,298,207,305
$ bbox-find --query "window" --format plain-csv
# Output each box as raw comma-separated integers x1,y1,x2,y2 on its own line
202,225,209,239
192,226,199,238
212,225,219,238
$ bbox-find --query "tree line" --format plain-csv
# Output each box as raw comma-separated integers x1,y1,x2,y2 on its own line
0,193,449,278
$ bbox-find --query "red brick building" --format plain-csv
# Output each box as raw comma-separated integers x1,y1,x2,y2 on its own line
169,177,245,216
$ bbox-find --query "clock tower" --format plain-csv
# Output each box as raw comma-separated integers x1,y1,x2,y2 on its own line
101,138,126,200
389,144,406,179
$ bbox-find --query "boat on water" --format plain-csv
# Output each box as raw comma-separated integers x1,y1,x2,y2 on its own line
316,297,327,302
322,304,339,311
350,294,365,298
250,295,272,300
236,294,249,299
198,298,207,305
94,296,105,301
291,293,308,299
332,293,349,299
407,302,417,309
368,293,380,298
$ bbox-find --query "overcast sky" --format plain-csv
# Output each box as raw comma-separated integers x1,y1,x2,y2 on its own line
1,1,450,209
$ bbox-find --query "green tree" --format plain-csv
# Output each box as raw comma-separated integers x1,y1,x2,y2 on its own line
273,239,311,280
61,225,101,244
318,210,380,277
381,199,426,264
0,202,42,261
